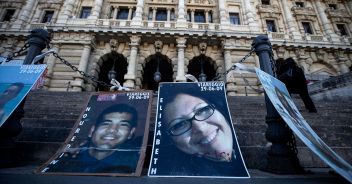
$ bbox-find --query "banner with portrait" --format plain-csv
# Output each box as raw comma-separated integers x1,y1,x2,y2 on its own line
255,68,352,183
148,82,250,178
0,64,47,127
38,91,153,176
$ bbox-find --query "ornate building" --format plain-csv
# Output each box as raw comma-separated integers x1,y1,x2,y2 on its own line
0,0,351,95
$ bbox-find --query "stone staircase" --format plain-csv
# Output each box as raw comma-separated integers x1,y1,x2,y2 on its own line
10,90,352,170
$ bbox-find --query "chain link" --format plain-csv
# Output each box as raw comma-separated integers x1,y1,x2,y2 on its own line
3,43,30,63
212,47,255,81
52,52,112,88
268,45,277,78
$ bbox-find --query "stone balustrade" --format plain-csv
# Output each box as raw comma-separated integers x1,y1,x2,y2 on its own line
303,34,326,42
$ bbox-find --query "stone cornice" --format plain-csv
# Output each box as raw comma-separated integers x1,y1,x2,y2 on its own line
256,4,281,14
291,6,316,17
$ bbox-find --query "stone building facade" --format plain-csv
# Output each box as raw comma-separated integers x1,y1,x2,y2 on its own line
0,0,351,95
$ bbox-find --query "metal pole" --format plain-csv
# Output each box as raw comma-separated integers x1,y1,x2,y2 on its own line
0,29,51,167
252,35,304,174
23,29,51,64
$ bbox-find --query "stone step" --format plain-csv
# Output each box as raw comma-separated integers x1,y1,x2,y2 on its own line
20,118,76,128
7,91,351,170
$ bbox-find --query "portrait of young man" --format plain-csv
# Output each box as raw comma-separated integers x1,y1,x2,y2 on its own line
148,82,249,178
40,92,152,176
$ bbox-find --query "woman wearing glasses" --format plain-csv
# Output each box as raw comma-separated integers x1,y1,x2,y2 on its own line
153,83,249,177
164,93,233,162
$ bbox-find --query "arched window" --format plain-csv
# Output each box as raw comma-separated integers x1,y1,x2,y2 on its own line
97,52,128,91
187,55,216,81
142,53,173,91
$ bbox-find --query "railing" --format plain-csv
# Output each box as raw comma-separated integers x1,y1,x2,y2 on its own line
30,23,47,30
303,34,325,42
66,18,89,25
186,22,220,30
0,21,10,30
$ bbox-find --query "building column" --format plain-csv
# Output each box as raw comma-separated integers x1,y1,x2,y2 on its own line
128,6,133,20
124,36,141,88
314,0,340,43
152,7,157,21
205,10,209,23
131,0,144,26
113,6,118,19
348,1,352,13
167,8,171,22
335,51,350,73
176,37,187,82
243,0,259,31
218,0,230,27
12,0,38,28
44,44,60,89
281,0,301,40
11,9,21,22
56,0,75,24
176,0,187,28
88,0,103,20
72,44,91,91
222,40,236,95
191,9,195,23
32,7,42,23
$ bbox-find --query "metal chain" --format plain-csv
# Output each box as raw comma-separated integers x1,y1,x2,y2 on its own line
3,43,30,63
212,47,255,81
268,46,277,78
52,52,112,88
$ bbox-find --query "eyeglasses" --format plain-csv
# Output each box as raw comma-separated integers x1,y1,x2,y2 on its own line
167,104,215,136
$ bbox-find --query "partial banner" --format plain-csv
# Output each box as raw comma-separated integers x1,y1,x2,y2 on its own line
0,64,47,127
38,92,153,176
148,82,250,178
255,68,352,183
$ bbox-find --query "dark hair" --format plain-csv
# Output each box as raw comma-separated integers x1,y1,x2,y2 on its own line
285,57,298,67
159,83,232,144
96,103,138,127
8,82,24,94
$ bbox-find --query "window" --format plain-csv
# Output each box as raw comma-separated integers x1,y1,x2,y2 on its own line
208,11,213,23
80,7,91,19
328,4,337,10
295,2,304,7
131,8,136,19
336,24,348,36
41,11,54,23
2,9,15,22
302,22,313,34
266,20,277,32
170,10,175,21
187,10,191,22
194,10,205,23
148,8,153,20
117,8,129,19
156,9,167,21
229,13,240,25
262,0,270,5
109,6,114,19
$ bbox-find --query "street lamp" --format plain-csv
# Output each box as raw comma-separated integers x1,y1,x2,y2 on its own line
154,41,162,82
199,46,207,82
108,51,117,81
153,53,161,82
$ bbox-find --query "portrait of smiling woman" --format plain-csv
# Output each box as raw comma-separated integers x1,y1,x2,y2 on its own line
149,83,249,177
